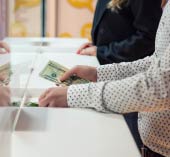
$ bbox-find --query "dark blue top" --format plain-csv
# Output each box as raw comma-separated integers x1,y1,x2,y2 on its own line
92,0,162,64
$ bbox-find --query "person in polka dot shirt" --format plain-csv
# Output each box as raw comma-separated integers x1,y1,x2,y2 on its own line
39,1,170,157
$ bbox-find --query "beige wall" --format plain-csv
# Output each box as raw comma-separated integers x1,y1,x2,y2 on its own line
8,0,42,37
54,0,96,39
46,0,57,37
7,0,97,39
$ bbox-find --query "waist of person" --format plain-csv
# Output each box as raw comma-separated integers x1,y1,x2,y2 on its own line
141,145,165,157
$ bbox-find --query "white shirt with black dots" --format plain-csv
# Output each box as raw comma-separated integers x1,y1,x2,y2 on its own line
68,2,170,157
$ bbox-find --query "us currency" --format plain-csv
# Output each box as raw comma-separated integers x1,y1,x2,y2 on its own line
12,102,38,107
39,60,89,86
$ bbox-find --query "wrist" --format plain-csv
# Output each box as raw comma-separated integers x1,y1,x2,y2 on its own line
63,87,69,107
92,67,97,82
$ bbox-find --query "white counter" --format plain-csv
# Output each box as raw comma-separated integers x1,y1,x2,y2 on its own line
0,38,141,157
12,108,141,157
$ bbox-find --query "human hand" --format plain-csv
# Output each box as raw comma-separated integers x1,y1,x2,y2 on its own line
60,65,97,82
39,87,68,108
0,86,10,106
79,46,97,56
77,42,93,54
0,42,10,54
161,0,167,8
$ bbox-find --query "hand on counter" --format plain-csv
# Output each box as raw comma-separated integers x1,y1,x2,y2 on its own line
39,65,97,108
0,86,10,106
0,41,10,54
77,42,97,56
39,87,68,108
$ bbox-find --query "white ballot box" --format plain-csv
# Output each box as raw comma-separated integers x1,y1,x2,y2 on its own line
0,38,141,157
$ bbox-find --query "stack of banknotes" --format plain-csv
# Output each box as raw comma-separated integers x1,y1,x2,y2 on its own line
40,60,90,86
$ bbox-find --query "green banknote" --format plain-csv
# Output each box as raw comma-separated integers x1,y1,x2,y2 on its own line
12,102,38,107
39,60,89,86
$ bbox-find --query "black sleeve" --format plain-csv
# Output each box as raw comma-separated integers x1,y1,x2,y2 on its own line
97,0,162,65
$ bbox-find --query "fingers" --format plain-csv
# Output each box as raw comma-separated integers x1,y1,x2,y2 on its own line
77,42,92,54
60,67,78,82
80,49,90,55
39,89,51,107
39,89,50,100
79,46,97,56
49,101,56,107
0,42,10,53
0,49,7,54
77,43,91,54
79,47,92,55
39,96,49,107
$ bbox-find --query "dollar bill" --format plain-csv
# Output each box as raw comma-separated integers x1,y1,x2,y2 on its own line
12,102,38,107
39,60,89,86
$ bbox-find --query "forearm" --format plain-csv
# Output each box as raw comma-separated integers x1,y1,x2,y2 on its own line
68,43,170,113
68,65,170,114
97,55,154,82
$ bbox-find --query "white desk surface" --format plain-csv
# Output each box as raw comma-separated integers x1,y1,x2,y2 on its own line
9,51,99,99
12,108,141,157
0,38,141,157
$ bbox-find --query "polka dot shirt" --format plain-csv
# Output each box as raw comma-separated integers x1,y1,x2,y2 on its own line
68,2,170,157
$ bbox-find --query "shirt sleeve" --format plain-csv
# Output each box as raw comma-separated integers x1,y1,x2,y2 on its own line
97,55,154,82
67,44,170,114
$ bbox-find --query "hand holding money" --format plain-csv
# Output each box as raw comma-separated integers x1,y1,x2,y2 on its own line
40,61,91,86
60,65,97,83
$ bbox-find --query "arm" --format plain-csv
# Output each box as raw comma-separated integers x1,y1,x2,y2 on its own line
68,44,170,113
59,54,153,83
97,0,162,64
97,55,154,81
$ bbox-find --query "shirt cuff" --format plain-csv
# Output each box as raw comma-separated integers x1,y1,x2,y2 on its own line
67,82,108,112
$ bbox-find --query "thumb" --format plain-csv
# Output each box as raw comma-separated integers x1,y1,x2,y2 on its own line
60,69,75,82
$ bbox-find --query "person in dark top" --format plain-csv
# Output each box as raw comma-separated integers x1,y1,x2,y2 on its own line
76,0,163,153
77,0,162,64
